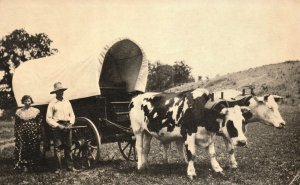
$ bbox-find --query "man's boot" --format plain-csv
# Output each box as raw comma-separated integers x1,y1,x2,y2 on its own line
54,149,63,172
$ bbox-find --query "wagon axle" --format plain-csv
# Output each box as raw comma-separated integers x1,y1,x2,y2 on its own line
74,139,88,148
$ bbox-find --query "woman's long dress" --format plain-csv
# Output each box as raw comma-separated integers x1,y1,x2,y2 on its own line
14,107,42,171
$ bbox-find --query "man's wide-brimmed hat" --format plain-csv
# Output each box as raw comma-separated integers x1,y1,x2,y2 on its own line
50,82,68,94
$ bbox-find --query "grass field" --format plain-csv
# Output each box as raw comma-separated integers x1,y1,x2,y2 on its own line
0,105,299,185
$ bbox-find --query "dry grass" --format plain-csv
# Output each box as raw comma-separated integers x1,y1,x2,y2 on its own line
166,61,300,105
0,105,299,184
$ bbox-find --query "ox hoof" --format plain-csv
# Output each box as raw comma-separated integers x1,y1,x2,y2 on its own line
229,163,238,169
137,164,146,171
137,167,148,174
187,169,197,180
162,159,169,164
215,171,225,176
188,174,197,180
213,167,223,173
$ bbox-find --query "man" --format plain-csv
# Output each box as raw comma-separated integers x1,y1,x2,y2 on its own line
46,82,76,172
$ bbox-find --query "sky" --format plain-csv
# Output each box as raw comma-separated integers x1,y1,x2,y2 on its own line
0,0,299,79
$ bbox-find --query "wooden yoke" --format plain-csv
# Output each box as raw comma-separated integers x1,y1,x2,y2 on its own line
204,93,229,112
228,88,255,107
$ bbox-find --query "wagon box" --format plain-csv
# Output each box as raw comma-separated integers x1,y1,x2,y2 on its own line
12,39,148,167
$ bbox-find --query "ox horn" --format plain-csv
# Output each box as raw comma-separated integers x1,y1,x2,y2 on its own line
253,96,263,103
250,88,255,95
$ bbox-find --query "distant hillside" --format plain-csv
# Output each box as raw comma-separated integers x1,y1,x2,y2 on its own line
166,61,300,105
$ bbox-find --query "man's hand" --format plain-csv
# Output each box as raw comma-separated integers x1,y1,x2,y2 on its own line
57,124,65,130
65,121,72,128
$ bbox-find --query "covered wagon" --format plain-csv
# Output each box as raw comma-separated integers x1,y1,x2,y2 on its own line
12,39,148,166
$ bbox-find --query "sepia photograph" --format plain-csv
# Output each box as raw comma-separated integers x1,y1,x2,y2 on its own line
0,0,299,184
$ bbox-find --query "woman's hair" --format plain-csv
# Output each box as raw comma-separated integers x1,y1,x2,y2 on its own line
21,95,34,104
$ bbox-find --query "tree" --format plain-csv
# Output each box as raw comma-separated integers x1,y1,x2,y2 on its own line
146,62,159,91
205,76,210,81
156,64,174,91
198,76,202,82
0,29,58,110
173,61,194,85
146,61,174,91
147,61,195,91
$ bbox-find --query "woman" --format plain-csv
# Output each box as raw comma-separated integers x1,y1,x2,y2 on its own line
14,95,42,172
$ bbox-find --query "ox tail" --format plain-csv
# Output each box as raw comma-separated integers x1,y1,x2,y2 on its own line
130,90,144,97
129,91,144,110
129,102,134,111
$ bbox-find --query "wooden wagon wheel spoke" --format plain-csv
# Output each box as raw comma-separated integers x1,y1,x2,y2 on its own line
71,117,101,169
83,146,94,168
86,147,97,160
121,142,130,153
72,129,82,141
133,146,136,160
127,144,133,159
118,139,137,161
74,148,82,158
88,143,98,150
72,147,78,154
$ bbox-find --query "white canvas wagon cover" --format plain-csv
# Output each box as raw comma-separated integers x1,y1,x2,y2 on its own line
13,39,148,106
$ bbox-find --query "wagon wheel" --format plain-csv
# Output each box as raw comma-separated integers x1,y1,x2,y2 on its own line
71,117,101,168
118,138,137,161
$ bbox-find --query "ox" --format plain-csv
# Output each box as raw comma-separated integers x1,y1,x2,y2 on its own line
213,89,285,128
212,89,285,168
163,89,285,169
129,88,250,179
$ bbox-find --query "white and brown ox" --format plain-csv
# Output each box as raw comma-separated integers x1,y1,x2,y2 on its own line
129,88,250,179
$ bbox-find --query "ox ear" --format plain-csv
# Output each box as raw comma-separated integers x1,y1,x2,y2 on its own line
240,106,253,120
220,108,228,115
272,95,284,102
263,94,271,101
